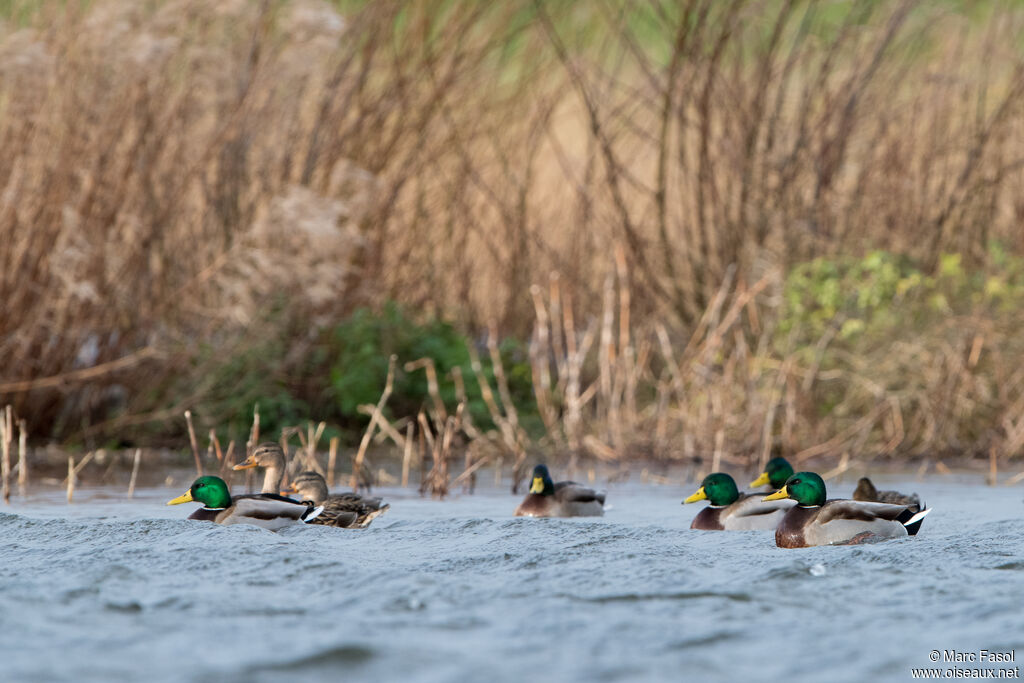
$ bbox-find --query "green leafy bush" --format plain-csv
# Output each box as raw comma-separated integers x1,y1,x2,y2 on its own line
326,302,536,431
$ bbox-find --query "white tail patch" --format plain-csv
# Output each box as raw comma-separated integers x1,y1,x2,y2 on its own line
304,505,325,523
904,508,931,527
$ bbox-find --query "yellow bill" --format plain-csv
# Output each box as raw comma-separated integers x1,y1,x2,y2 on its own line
529,477,544,494
763,486,789,502
166,490,194,505
232,458,257,471
749,471,771,488
683,486,707,504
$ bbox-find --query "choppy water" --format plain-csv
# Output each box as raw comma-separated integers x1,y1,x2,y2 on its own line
1,477,1022,682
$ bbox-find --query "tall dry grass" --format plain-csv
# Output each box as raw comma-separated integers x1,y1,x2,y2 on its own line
2,0,1024,462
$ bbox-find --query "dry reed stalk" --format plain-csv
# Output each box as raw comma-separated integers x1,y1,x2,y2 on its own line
564,321,597,470
404,358,447,427
184,410,202,476
352,355,397,491
529,284,558,435
294,421,325,476
548,273,567,384
449,367,481,439
485,324,529,488
452,448,491,491
401,422,414,488
417,411,435,495
599,272,617,446
66,456,75,504
987,444,998,486
711,429,725,474
245,404,259,493
61,450,97,486
357,405,408,448
1,405,11,504
221,440,237,482
127,448,141,498
209,430,223,463
16,419,27,497
327,436,338,487
418,415,428,491
614,245,636,434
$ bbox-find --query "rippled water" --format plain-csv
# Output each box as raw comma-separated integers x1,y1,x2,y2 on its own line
1,477,1022,682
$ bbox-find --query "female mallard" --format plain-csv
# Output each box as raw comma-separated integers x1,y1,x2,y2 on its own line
167,476,322,531
232,442,287,493
749,456,794,490
514,464,605,518
286,471,389,529
763,472,930,548
683,472,795,530
852,477,922,510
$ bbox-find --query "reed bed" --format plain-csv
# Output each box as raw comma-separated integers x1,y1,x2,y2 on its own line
1,0,1024,476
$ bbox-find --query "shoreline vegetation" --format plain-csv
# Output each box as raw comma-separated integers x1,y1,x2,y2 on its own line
3,1,1024,493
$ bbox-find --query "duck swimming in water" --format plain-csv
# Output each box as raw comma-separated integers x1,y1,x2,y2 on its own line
763,472,930,548
684,472,794,530
514,464,606,517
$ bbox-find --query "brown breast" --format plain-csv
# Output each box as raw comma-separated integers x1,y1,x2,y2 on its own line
690,506,725,530
774,506,819,548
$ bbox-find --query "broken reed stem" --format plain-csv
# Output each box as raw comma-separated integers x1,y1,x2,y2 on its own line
17,419,27,497
401,422,414,488
449,367,481,439
209,430,223,462
66,456,75,503
327,436,338,487
529,284,558,436
2,405,11,504
404,357,447,427
184,410,202,476
549,272,567,383
221,440,236,480
352,354,397,491
246,404,259,493
127,448,141,498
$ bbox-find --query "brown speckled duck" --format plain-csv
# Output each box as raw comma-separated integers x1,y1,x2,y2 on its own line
286,471,389,529
232,442,288,493
852,477,922,510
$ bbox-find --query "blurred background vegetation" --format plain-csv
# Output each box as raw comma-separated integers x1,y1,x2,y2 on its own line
2,0,1024,471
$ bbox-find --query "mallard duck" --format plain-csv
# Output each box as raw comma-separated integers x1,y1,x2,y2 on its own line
286,471,389,529
852,477,922,510
763,471,930,548
167,475,323,531
514,464,605,517
232,442,287,493
683,472,795,530
749,456,795,490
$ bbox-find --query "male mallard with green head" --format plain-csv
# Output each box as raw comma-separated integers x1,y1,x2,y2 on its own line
167,475,322,531
514,464,605,518
749,456,794,490
286,471,389,529
764,472,930,548
683,472,795,530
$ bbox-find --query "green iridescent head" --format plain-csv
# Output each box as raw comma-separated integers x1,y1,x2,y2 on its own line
529,465,555,496
763,471,826,507
167,476,232,509
684,473,740,506
750,457,795,489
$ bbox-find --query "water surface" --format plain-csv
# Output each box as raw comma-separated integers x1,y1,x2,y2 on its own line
0,477,1021,682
